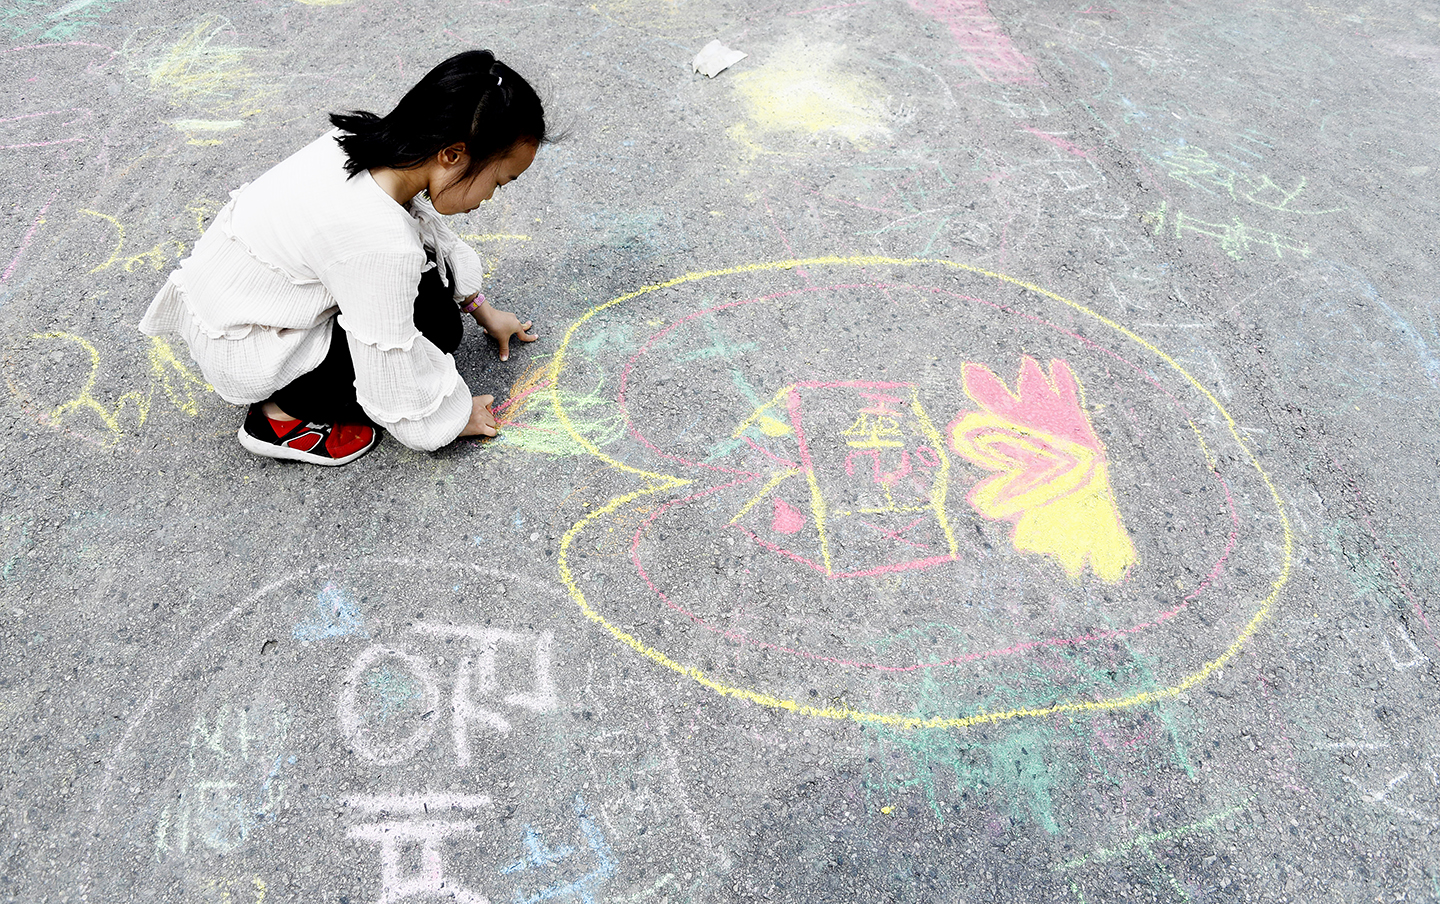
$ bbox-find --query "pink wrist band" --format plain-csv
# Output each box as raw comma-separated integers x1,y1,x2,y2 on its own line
461,294,486,314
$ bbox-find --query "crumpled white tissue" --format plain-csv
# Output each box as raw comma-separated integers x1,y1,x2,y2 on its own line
693,40,747,78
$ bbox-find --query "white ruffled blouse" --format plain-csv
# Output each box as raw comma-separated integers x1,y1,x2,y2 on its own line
139,130,484,451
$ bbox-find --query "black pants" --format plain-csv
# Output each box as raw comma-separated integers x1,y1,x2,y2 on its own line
269,258,462,425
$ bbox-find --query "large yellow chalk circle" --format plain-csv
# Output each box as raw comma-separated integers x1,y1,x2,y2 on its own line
550,256,1293,730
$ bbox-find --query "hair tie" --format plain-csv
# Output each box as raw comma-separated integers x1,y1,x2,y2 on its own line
495,75,503,86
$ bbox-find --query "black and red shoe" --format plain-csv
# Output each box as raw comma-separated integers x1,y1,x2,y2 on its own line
237,405,379,466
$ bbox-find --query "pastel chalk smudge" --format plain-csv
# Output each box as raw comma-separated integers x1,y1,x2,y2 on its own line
771,496,807,534
948,356,1136,583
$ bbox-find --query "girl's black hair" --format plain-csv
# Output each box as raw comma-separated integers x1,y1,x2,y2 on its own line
329,49,546,181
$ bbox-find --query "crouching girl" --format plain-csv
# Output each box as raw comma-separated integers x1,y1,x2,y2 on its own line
140,49,543,465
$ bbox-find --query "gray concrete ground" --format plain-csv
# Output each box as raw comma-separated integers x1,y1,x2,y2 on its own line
3,0,1440,901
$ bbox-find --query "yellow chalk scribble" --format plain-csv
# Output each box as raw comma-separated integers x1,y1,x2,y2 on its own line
454,232,532,280
36,332,211,444
494,357,624,457
81,209,186,274
729,38,892,150
136,18,272,142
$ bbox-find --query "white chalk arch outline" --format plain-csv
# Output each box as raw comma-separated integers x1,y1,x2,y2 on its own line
77,560,569,901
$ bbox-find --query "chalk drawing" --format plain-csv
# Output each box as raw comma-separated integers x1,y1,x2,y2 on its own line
153,703,291,859
1380,622,1427,671
501,794,617,904
81,209,186,273
454,231,532,281
0,105,93,152
0,187,58,287
725,381,959,577
548,257,1292,731
337,645,442,765
81,563,573,901
608,282,1237,679
134,18,272,142
491,357,626,457
1342,763,1440,829
346,792,616,904
871,703,1066,830
1144,200,1311,261
862,631,1200,829
1326,508,1440,658
842,152,1133,267
346,793,494,904
1148,143,1344,215
292,581,367,642
1056,800,1251,901
414,623,559,766
948,356,1136,582
9,331,211,446
1020,125,1091,160
0,0,120,40
905,0,1035,83
338,625,559,766
729,38,893,152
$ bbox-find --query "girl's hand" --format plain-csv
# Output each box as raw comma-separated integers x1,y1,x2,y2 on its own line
471,299,537,361
460,394,499,437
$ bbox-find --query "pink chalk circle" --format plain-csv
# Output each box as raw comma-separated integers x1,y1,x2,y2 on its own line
612,281,1242,672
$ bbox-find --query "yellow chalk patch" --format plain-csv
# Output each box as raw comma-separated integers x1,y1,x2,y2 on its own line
169,119,243,131
729,40,891,148
141,17,273,137
756,414,792,436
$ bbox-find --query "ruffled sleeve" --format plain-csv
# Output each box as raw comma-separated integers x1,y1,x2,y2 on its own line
408,194,486,302
440,225,485,302
322,250,473,451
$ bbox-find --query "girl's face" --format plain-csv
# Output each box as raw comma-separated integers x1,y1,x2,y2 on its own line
429,140,537,215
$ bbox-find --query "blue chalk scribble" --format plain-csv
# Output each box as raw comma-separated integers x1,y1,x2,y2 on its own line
500,794,617,904
292,581,367,641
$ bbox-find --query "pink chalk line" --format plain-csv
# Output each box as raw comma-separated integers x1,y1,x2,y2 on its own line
733,522,956,578
738,433,800,470
1020,125,1092,160
0,137,85,151
855,515,933,550
788,2,870,15
905,0,1036,82
0,109,86,125
491,378,552,419
2,187,59,285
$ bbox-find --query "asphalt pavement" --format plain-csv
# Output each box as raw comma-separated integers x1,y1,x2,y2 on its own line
3,1,1440,901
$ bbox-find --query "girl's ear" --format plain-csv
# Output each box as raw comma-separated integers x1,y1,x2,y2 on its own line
439,143,467,166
